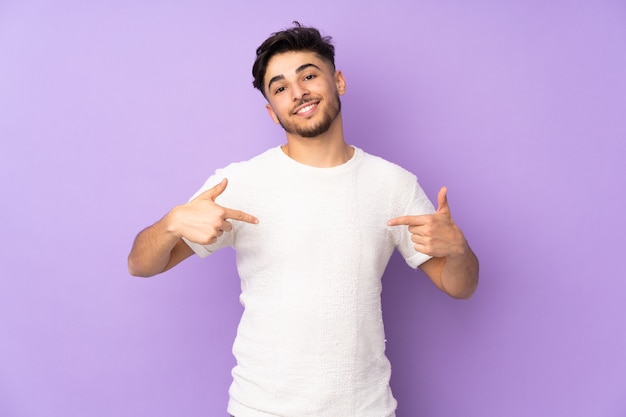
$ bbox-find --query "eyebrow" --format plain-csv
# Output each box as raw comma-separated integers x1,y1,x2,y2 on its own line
267,63,322,92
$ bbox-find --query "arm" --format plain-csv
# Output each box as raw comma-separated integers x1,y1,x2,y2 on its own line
127,178,258,277
388,186,478,299
127,217,195,278
418,244,478,299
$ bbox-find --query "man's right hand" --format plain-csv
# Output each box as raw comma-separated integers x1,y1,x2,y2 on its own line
128,178,257,277
167,178,259,245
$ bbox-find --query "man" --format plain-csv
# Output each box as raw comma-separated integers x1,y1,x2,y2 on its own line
128,23,478,417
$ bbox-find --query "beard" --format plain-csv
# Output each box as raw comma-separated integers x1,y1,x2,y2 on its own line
276,94,342,138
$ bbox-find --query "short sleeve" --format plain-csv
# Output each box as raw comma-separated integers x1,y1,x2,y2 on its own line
394,179,436,268
182,170,235,257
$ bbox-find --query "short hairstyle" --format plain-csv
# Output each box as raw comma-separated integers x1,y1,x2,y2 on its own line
252,22,335,96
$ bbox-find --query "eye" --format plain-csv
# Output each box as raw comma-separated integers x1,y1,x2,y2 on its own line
274,86,286,95
304,74,316,81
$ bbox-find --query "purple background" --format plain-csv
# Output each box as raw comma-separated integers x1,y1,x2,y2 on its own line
1,1,625,416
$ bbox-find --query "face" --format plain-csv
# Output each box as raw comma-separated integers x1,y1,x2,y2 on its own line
263,51,346,138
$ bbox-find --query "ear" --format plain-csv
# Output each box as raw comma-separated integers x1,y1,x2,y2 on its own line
265,103,280,124
335,70,347,96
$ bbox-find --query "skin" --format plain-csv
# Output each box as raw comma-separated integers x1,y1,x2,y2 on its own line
127,50,478,300
127,178,257,277
389,187,478,299
263,51,351,168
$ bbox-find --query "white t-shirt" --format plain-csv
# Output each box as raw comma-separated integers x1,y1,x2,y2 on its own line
185,146,435,417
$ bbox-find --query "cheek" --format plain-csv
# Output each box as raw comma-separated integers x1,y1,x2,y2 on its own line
273,98,295,116
312,81,330,93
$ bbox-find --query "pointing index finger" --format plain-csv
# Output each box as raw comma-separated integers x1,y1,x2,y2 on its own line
223,207,259,224
387,215,428,226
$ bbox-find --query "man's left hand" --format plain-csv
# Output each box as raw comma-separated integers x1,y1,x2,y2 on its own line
387,187,469,258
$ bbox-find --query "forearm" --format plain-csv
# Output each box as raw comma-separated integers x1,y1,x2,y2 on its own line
440,244,479,299
127,213,182,277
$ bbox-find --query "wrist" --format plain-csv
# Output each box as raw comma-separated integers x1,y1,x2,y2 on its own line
448,234,469,258
163,206,184,239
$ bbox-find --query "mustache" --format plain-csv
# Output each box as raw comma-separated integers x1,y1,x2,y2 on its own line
292,97,319,113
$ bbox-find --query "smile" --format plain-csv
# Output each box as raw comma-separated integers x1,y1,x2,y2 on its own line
294,101,319,115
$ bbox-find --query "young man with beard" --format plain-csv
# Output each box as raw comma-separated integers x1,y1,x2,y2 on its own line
128,23,478,417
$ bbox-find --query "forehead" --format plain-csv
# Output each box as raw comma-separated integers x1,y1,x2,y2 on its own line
264,51,331,83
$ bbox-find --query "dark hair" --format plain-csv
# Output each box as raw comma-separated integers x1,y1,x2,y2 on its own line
252,22,335,96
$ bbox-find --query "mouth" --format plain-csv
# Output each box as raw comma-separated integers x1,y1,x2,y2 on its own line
293,100,320,116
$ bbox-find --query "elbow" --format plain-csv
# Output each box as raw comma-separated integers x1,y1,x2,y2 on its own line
449,285,477,300
444,273,479,300
454,276,479,300
127,256,155,278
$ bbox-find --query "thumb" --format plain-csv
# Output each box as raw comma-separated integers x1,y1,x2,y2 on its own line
436,186,449,213
200,178,228,201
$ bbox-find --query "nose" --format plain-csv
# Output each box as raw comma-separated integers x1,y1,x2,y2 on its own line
291,82,310,101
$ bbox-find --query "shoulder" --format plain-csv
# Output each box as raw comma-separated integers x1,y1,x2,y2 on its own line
357,148,418,184
216,147,281,176
356,148,431,208
189,147,280,200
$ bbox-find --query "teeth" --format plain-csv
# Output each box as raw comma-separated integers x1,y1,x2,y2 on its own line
297,103,316,114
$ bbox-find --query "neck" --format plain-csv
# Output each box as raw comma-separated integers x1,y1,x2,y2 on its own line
281,115,353,167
